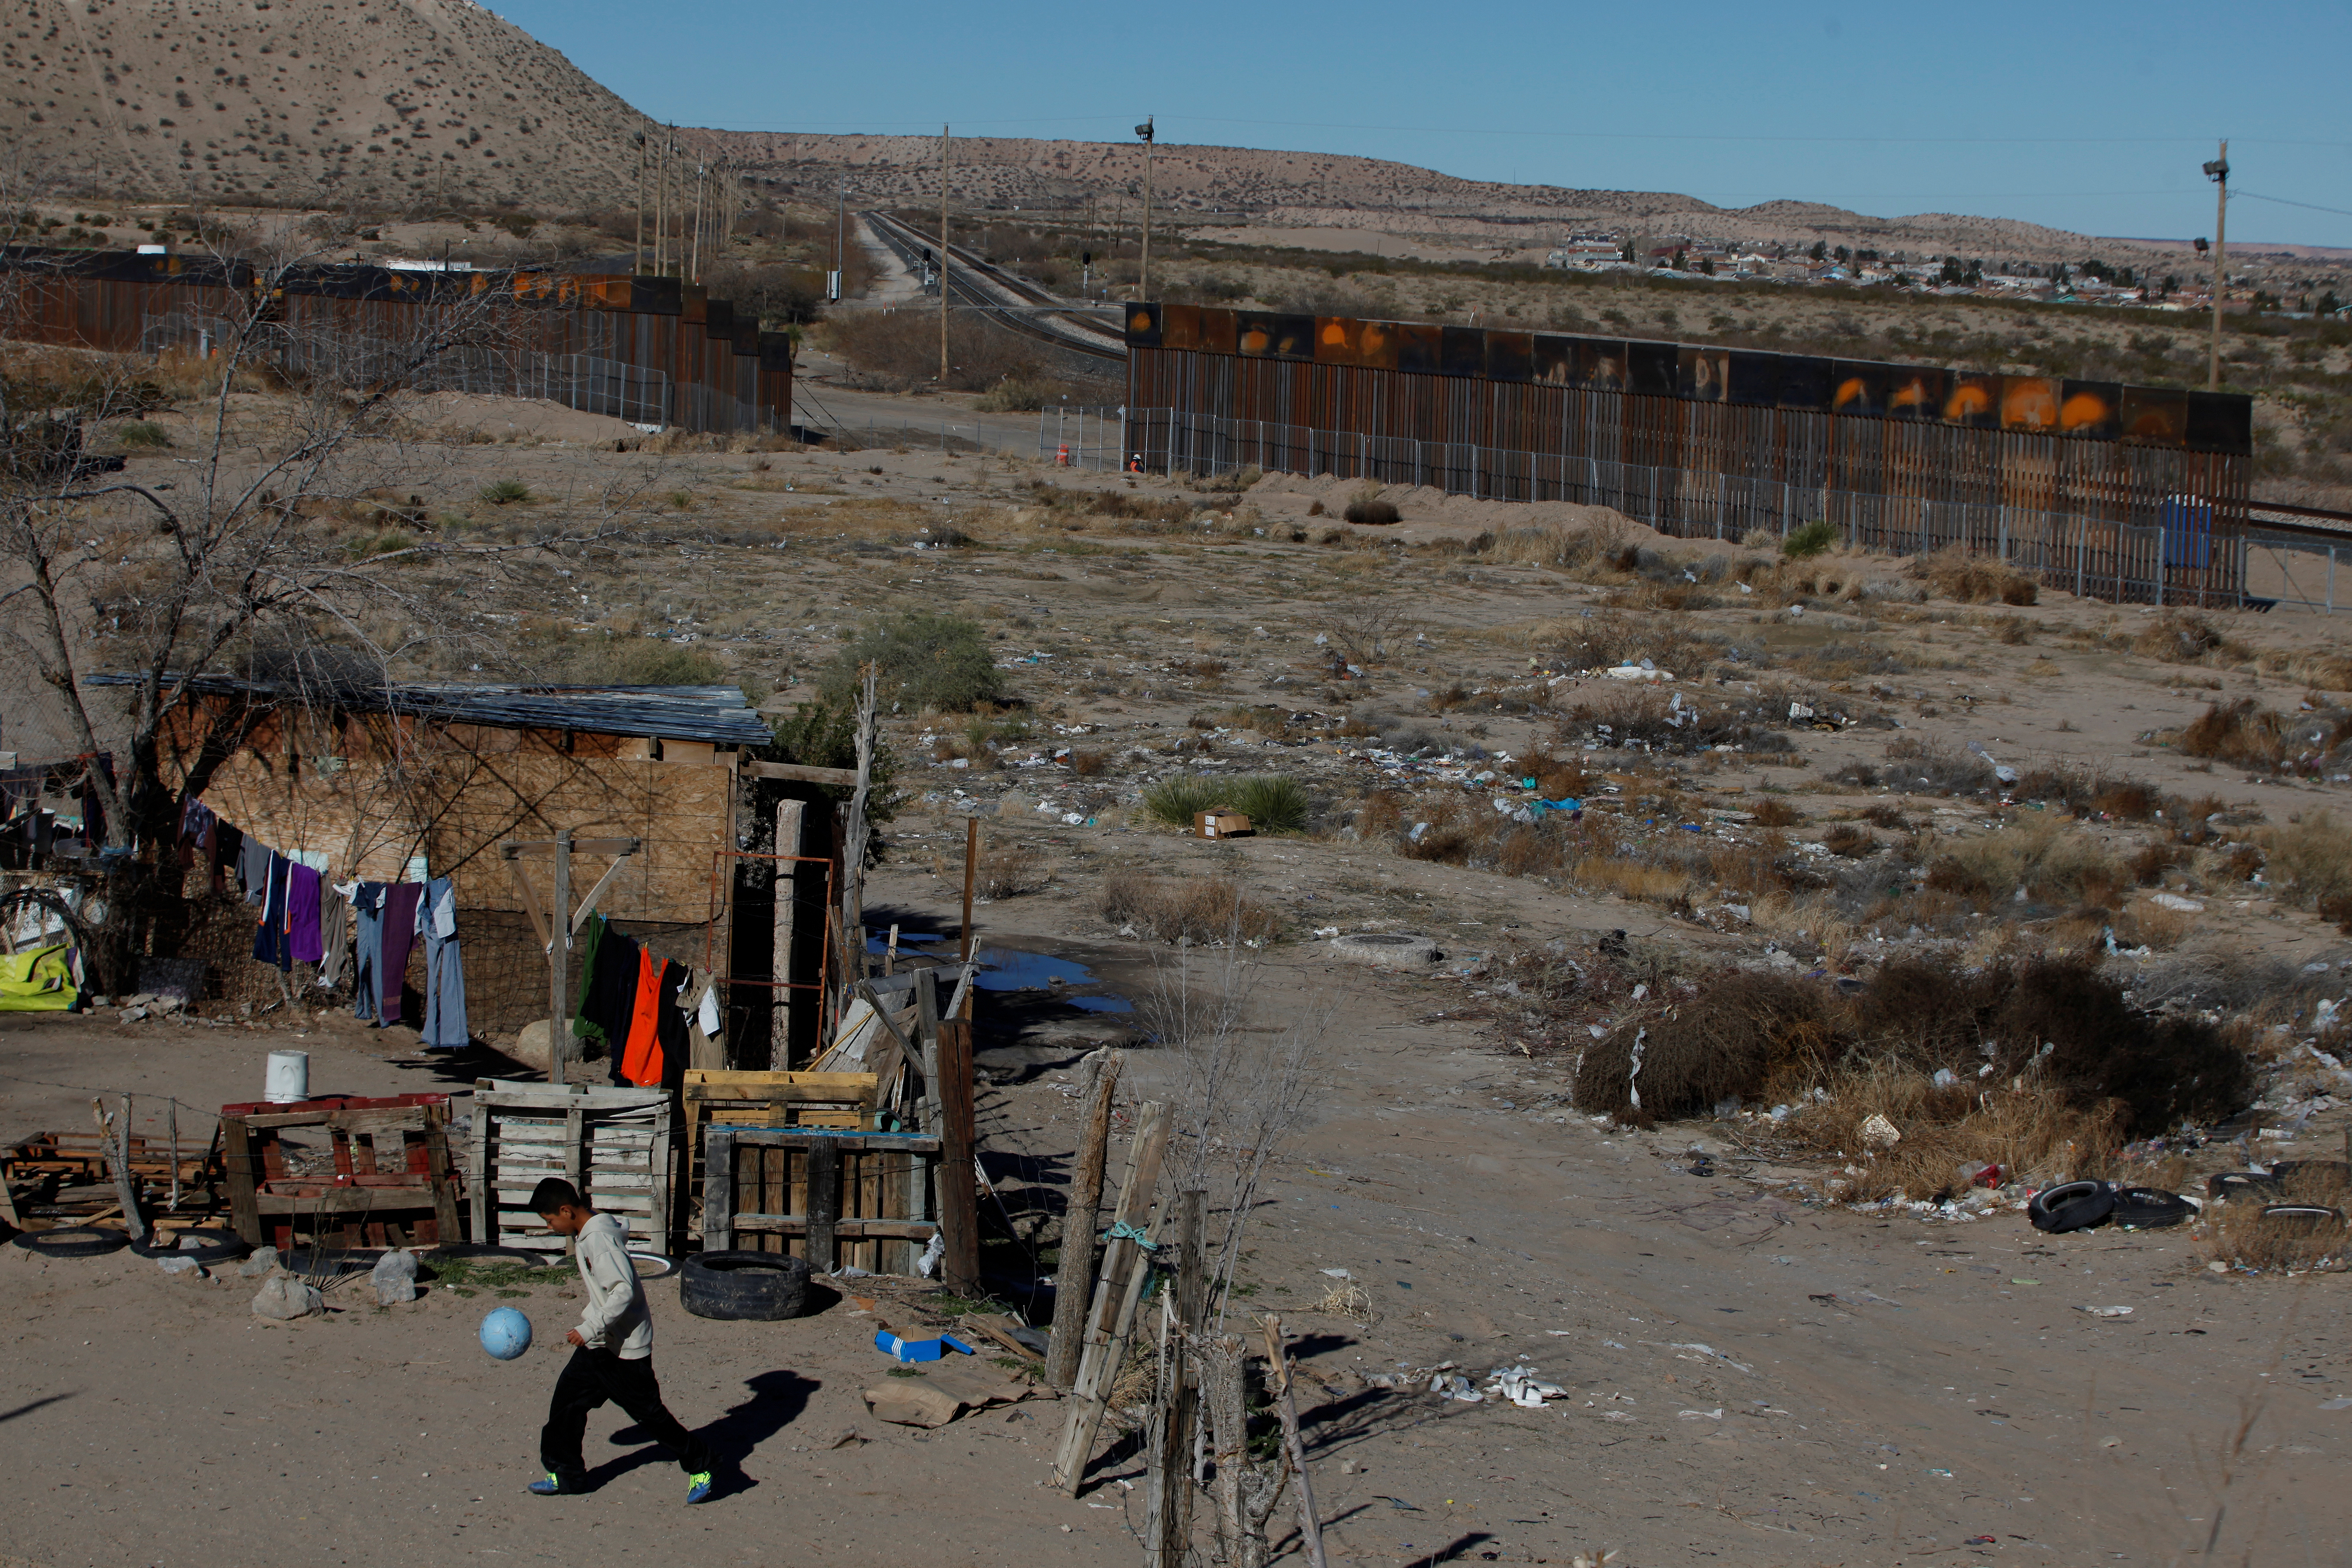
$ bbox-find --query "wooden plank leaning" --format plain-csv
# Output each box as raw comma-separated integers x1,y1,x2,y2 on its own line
1052,1099,1171,1495
1261,1313,1331,1568
1044,1048,1122,1391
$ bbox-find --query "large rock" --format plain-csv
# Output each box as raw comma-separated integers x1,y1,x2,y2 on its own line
371,1249,420,1305
252,1275,324,1321
504,1020,555,1073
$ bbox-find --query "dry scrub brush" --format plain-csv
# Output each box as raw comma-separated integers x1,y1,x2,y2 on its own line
2174,698,2352,777
1910,544,2039,605
1570,956,2251,1194
1100,870,1279,944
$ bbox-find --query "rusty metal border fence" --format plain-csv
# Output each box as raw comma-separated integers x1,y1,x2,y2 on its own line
1,247,790,436
1125,405,2243,607
1124,329,2257,607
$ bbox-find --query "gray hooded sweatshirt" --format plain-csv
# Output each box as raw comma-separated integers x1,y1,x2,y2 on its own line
571,1211,651,1359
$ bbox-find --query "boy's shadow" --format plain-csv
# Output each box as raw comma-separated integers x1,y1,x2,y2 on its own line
598,1369,818,1498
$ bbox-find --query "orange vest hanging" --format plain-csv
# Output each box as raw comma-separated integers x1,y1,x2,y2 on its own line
620,947,665,1087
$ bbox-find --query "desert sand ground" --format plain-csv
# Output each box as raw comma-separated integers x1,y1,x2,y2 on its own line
4,383,2351,1566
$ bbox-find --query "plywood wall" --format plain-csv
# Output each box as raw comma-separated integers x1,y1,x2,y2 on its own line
187,726,736,926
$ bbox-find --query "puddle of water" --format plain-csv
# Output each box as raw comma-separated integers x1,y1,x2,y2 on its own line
970,946,1133,1014
864,930,948,955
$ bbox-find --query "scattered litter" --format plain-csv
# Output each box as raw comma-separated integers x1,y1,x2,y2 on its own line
876,1330,978,1363
1671,1342,1755,1374
1319,1268,1352,1279
1483,1365,1569,1407
1678,1408,1724,1420
2077,1306,2133,1318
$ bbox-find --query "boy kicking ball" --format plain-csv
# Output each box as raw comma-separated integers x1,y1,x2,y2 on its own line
525,1177,715,1505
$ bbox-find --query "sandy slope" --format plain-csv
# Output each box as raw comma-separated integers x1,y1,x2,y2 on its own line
3,0,641,208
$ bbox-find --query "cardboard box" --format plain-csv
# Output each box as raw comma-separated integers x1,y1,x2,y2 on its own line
1194,809,1252,839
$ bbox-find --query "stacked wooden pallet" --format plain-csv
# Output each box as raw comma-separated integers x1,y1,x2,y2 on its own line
470,1082,672,1255
218,1094,462,1250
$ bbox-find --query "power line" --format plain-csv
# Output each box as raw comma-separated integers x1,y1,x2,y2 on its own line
2232,190,2352,221
676,115,2352,152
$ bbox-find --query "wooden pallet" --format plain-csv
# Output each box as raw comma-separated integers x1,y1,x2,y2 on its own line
6,1130,211,1186
702,1125,941,1275
680,1069,882,1249
471,1082,673,1256
217,1094,462,1251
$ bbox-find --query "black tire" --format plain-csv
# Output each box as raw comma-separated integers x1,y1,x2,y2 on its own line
2207,1171,2282,1201
2259,1204,2347,1235
680,1250,811,1321
2110,1188,2195,1229
129,1227,249,1264
12,1226,130,1258
424,1244,550,1268
2029,1179,2116,1234
629,1251,679,1280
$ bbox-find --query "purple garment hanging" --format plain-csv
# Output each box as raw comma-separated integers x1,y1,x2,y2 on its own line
374,881,425,1024
286,863,324,964
253,852,290,971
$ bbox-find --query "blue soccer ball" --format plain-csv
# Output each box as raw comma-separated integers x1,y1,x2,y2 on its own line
480,1306,533,1361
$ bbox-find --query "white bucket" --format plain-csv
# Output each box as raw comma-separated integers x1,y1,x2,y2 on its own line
264,1050,310,1104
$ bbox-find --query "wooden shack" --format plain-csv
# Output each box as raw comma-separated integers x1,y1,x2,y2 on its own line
101,675,775,1038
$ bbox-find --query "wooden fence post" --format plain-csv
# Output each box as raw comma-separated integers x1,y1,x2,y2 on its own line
1053,1100,1170,1494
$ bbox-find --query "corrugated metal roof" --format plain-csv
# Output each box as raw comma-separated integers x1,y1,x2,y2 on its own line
82,674,773,746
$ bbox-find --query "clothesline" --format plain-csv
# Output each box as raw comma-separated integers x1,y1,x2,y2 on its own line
177,795,470,1050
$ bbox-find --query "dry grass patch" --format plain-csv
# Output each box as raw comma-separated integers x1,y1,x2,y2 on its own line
1925,815,2128,907
1573,956,2250,1193
1099,871,1278,944
1913,545,2039,605
974,844,1047,901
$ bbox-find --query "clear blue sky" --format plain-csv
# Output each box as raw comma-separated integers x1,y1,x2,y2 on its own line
496,0,2352,251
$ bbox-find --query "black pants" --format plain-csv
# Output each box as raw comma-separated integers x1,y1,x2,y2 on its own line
541,1347,712,1484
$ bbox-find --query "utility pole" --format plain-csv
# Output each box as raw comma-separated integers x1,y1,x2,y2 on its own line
2204,140,2229,390
690,160,707,284
931,123,941,386
655,124,672,277
632,125,647,274
832,183,845,302
1134,115,1154,299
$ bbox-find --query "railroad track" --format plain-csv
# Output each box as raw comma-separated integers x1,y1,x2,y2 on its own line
859,210,1126,365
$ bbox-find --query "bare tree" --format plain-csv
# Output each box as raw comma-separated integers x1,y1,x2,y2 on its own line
0,228,545,975
1140,942,1329,1568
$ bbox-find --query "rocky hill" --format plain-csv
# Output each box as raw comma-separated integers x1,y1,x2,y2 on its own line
2,0,642,211
694,130,2114,262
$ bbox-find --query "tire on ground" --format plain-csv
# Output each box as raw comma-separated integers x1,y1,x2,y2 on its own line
1324,933,1438,971
425,1244,551,1268
680,1250,811,1321
2258,1204,2346,1235
2028,1179,2115,1234
2109,1188,2194,1229
11,1226,131,1258
2206,1171,2280,1201
129,1227,249,1263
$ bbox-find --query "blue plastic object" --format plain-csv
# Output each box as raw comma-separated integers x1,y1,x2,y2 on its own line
480,1306,534,1361
875,1329,977,1363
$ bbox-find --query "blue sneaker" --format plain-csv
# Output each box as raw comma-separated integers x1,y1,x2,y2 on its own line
527,1474,566,1497
685,1470,713,1506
